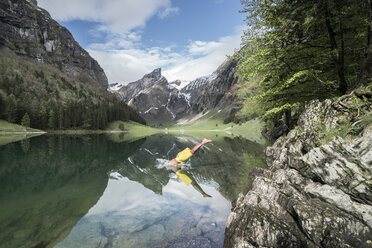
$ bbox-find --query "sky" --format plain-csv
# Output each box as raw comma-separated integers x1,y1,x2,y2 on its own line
37,0,245,84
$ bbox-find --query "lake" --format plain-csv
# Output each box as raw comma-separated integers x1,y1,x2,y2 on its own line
0,133,266,248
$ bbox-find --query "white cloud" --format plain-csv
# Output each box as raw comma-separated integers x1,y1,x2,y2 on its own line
38,0,176,33
163,30,243,82
158,6,180,19
187,40,221,55
37,0,243,85
88,27,243,84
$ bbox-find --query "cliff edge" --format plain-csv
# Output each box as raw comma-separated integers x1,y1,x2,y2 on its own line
224,88,372,247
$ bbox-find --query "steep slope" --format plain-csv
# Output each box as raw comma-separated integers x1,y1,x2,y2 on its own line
0,0,108,88
117,68,163,103
181,59,239,116
116,68,189,123
115,59,240,124
0,0,145,129
224,89,372,247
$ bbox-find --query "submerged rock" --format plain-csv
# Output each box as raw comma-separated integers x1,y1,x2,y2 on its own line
224,91,372,248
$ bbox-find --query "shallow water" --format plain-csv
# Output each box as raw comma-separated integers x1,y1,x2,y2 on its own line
0,134,266,248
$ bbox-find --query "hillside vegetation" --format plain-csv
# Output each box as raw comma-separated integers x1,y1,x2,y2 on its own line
0,50,145,131
235,0,372,130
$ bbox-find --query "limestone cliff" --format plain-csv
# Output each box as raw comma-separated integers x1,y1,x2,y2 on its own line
116,68,189,122
0,0,108,87
224,89,372,247
181,59,240,116
115,59,240,123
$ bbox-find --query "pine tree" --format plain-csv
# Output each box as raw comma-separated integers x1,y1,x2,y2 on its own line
48,109,55,129
21,113,30,127
4,94,17,123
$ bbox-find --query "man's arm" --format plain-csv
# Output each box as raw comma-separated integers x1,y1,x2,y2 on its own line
190,138,212,154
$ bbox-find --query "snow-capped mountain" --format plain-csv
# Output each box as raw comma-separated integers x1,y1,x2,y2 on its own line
180,59,239,115
113,59,240,124
114,68,189,123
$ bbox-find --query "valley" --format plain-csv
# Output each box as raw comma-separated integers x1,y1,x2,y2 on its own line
0,0,371,248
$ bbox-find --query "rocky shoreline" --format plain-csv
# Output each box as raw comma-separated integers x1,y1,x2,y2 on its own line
224,90,372,247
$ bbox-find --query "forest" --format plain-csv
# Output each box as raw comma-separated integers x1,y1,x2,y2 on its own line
234,0,372,128
0,50,145,130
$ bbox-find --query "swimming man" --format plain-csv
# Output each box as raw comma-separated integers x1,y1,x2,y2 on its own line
169,138,212,197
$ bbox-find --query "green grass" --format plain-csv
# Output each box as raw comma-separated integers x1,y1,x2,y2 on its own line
106,121,164,142
167,110,268,144
0,119,45,146
318,113,372,145
0,120,43,133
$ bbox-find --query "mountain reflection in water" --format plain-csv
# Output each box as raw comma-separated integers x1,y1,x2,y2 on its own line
0,134,266,248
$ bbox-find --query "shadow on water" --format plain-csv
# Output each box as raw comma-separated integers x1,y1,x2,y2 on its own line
0,133,267,248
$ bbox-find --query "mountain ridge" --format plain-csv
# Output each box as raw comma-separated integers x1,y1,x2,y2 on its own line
114,59,240,124
0,0,108,88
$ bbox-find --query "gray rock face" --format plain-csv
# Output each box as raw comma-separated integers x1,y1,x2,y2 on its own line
128,77,189,121
117,60,240,122
118,68,163,103
117,68,189,122
0,0,108,87
181,59,240,115
224,92,372,248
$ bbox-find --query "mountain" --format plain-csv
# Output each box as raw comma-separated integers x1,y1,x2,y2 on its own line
116,68,190,123
0,0,145,129
181,59,240,117
115,59,240,124
0,0,108,88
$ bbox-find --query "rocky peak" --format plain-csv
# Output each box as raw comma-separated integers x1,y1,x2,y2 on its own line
115,59,240,123
181,59,239,115
146,68,162,80
0,0,108,87
169,80,181,86
120,69,189,123
26,0,37,5
117,68,166,103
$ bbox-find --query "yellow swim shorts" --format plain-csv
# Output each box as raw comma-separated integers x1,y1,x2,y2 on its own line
175,148,193,163
176,169,192,186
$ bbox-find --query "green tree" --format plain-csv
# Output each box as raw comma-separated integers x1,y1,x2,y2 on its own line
21,113,30,127
4,94,17,123
236,0,371,127
48,109,56,129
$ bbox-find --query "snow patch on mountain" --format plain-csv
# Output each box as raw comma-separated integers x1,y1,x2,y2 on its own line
178,92,191,107
109,82,125,91
166,93,176,119
181,72,218,92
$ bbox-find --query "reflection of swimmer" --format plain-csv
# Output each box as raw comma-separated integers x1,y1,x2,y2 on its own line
169,138,212,198
169,138,212,165
171,168,212,198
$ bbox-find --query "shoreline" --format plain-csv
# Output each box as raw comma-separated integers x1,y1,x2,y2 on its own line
224,91,372,247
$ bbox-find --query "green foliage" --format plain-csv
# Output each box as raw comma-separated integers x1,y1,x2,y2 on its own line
236,0,371,126
119,123,125,130
318,113,372,145
0,50,145,130
21,113,30,127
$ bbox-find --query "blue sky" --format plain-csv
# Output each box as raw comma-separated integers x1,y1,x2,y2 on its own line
38,0,245,84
